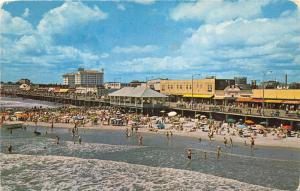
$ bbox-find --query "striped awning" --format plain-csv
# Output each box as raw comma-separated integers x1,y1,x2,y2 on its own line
183,94,213,98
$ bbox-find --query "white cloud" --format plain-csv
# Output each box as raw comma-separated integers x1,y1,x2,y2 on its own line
22,7,30,17
1,2,109,82
117,4,125,11
0,0,15,8
170,0,270,23
129,0,156,5
116,56,190,73
290,0,300,9
100,53,109,58
0,9,33,35
112,45,159,54
178,12,300,73
37,2,107,36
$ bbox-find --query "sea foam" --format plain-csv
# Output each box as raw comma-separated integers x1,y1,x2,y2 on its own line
1,154,281,191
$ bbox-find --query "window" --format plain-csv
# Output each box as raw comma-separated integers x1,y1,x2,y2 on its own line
208,85,212,92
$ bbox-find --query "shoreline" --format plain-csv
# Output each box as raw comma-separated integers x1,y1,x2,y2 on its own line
7,121,300,150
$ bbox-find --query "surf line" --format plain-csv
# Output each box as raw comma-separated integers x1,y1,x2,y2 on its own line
190,148,300,163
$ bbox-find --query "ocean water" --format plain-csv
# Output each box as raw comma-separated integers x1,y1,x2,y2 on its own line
1,126,300,190
0,96,61,109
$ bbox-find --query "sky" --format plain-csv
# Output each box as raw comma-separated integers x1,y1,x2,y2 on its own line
0,0,300,84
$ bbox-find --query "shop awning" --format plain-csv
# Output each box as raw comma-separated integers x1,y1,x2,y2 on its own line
183,94,213,98
282,100,300,104
264,99,283,103
251,99,264,103
213,96,225,100
236,97,253,102
59,89,69,93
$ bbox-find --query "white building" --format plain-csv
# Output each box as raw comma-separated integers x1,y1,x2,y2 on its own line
104,82,130,90
63,73,75,87
63,68,104,87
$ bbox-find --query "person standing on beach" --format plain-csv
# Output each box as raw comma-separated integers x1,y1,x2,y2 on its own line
166,131,169,140
78,136,82,144
229,137,233,146
51,120,54,129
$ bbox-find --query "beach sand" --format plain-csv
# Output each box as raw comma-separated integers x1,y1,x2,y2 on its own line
6,121,299,150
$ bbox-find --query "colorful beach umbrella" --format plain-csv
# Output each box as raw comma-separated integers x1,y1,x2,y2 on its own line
226,118,236,123
245,120,255,125
237,124,247,129
282,125,292,130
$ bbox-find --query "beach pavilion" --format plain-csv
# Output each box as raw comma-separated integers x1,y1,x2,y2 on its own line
108,86,168,114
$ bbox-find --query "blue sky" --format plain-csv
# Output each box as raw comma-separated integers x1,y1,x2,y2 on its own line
0,0,299,84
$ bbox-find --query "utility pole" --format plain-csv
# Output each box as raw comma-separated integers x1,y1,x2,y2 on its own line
262,70,272,116
191,74,201,110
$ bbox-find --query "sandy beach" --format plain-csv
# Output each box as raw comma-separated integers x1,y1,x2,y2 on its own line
10,121,300,150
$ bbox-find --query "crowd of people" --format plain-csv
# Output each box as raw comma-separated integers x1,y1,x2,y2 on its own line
2,104,299,160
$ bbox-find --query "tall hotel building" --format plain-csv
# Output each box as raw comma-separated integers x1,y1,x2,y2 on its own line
63,68,104,88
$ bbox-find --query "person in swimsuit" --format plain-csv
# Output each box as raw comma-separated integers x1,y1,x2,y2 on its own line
217,146,221,159
7,144,12,154
187,149,193,160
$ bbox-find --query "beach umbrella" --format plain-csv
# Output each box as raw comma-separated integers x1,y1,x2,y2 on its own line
168,111,177,117
282,125,292,130
73,116,84,120
226,118,236,123
245,120,255,125
157,123,165,129
259,122,268,125
255,124,265,130
128,120,136,125
237,124,247,129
